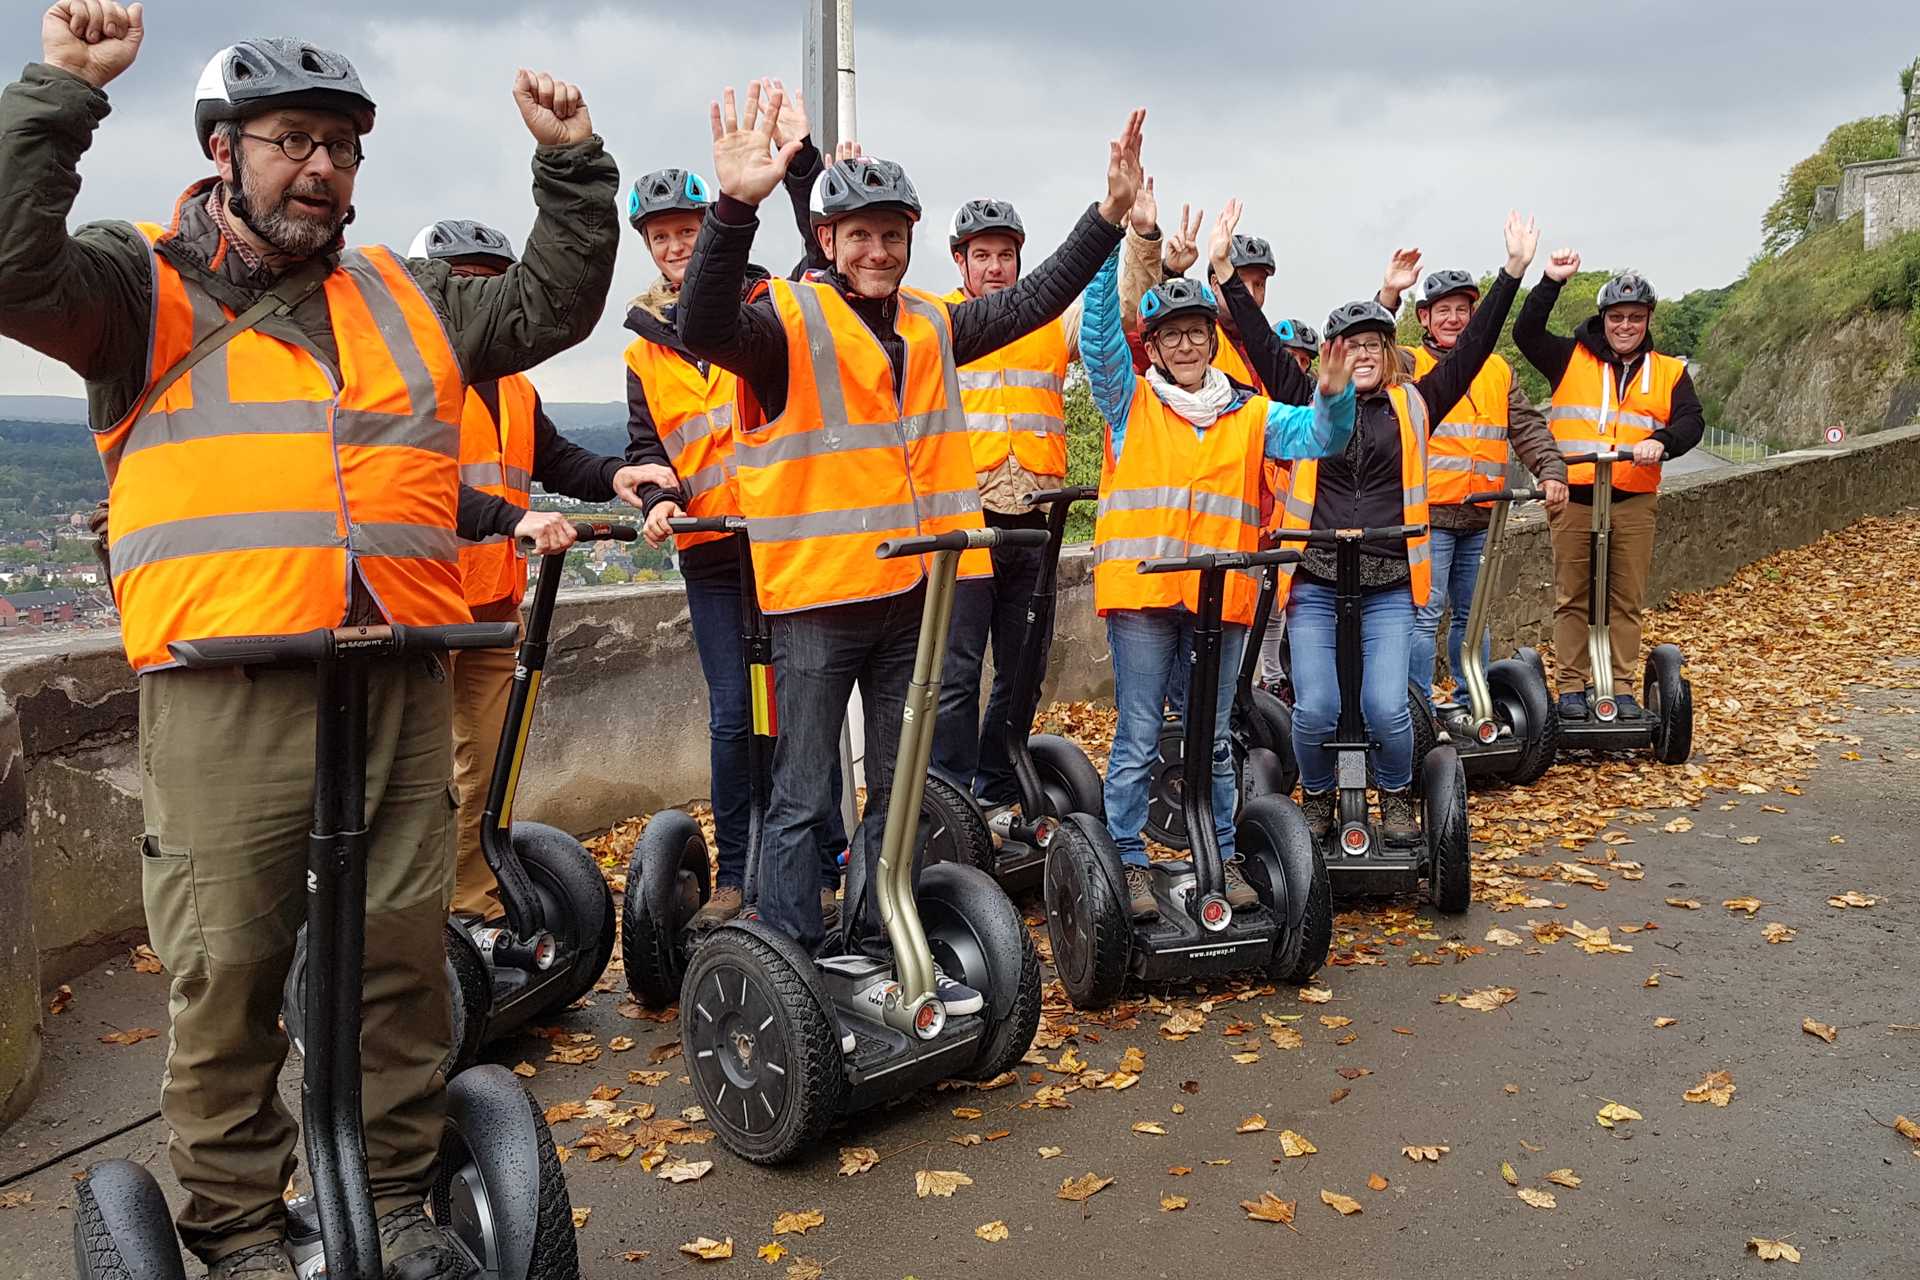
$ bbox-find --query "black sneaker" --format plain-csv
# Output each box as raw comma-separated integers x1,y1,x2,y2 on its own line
1299,790,1335,841
378,1204,477,1280
931,962,984,1015
1221,857,1261,909
1557,691,1589,721
1613,693,1642,718
1124,864,1160,919
1379,789,1420,847
209,1243,295,1280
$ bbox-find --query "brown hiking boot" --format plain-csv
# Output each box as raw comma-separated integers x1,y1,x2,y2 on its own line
209,1243,295,1280
1380,789,1420,847
690,884,744,930
1125,864,1160,920
378,1204,476,1279
820,887,841,936
1299,790,1335,841
1221,857,1261,910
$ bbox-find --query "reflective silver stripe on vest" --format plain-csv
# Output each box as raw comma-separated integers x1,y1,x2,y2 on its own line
662,401,735,460
1405,483,1427,506
350,521,459,563
1282,493,1315,523
1191,490,1261,526
1554,438,1611,455
914,485,983,524
332,408,459,456
126,401,331,458
1098,485,1192,516
1549,405,1662,432
681,462,729,500
748,502,922,544
962,410,1067,437
1431,421,1507,441
502,465,532,493
331,252,460,459
1427,456,1508,475
1091,534,1190,565
110,510,343,578
897,292,972,447
957,367,1065,394
460,463,504,486
1407,539,1432,567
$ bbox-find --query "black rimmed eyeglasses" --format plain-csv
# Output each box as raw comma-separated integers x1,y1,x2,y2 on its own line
238,131,365,170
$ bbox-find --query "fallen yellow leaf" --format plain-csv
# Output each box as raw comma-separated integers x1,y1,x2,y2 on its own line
1516,1188,1557,1209
772,1210,823,1236
1401,1144,1449,1161
1654,1016,1679,1028
1457,986,1517,1012
974,1221,1008,1242
951,1106,984,1120
1763,922,1797,944
99,1027,160,1046
1159,1194,1188,1212
1747,1238,1802,1263
571,1207,591,1229
1297,986,1333,1004
678,1236,732,1261
1037,1146,1064,1159
1277,1129,1317,1158
915,1170,972,1198
608,1036,635,1052
757,1242,787,1263
1890,1115,1920,1142
1544,1168,1581,1188
1320,1188,1363,1215
656,1159,713,1183
1723,896,1763,915
1056,1172,1114,1202
1319,1015,1353,1029
1683,1070,1737,1106
1268,1025,1304,1050
1596,1101,1643,1128
1131,1122,1167,1136
1237,1113,1268,1133
1499,1160,1519,1186
1827,890,1878,909
1229,1052,1261,1065
837,1147,878,1177
1240,1191,1296,1225
1367,1172,1388,1191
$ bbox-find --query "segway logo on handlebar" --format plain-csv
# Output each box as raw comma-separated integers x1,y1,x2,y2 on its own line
307,870,317,894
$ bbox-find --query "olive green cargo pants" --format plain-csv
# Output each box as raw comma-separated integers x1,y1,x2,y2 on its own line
139,658,456,1266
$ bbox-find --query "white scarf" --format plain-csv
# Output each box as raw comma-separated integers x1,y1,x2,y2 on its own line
1146,365,1236,429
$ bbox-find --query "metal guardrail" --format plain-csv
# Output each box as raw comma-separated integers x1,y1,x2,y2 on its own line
1699,423,1781,462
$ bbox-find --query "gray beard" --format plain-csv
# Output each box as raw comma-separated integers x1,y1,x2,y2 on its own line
227,168,344,260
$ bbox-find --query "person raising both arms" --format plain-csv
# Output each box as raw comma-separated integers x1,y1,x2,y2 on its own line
676,80,1144,1012
1374,254,1569,726
1082,230,1358,920
1253,213,1540,849
1513,252,1704,722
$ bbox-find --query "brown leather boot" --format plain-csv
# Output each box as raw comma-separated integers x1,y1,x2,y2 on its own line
689,884,744,930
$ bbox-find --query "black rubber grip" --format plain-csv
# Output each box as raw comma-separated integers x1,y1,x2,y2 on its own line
667,516,747,535
1137,547,1301,575
1464,488,1545,505
1025,485,1099,508
875,530,971,558
1271,524,1428,546
166,622,518,669
572,521,639,541
995,528,1051,549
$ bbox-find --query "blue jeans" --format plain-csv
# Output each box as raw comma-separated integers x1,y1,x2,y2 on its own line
1104,608,1246,867
1286,580,1415,793
685,574,845,893
1408,525,1489,711
763,585,925,956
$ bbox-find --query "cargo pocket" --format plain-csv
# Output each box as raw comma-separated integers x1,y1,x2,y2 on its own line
140,835,203,980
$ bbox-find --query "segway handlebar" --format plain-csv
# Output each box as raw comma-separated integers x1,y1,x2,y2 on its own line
1024,485,1099,508
1560,450,1653,466
1271,524,1427,546
167,622,521,669
1464,487,1545,506
1138,548,1303,575
516,520,639,552
875,527,1050,558
667,515,748,536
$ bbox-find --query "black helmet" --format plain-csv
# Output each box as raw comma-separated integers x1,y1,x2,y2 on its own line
1139,277,1219,334
627,168,713,233
1324,299,1398,342
1418,269,1479,308
193,38,376,160
1597,271,1658,311
1272,318,1320,354
949,199,1025,253
408,219,516,267
1228,235,1275,274
809,158,922,228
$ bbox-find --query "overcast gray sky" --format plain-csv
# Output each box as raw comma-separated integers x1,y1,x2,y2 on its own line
4,0,1916,406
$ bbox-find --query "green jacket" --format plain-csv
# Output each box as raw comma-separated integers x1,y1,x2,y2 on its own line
0,62,620,521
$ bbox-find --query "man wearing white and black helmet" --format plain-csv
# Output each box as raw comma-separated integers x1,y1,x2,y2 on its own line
927,196,1085,816
1515,253,1704,721
678,80,1142,1001
0,5,619,1277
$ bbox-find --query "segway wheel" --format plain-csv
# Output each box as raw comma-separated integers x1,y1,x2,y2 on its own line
621,809,712,1009
1645,645,1694,765
1237,796,1331,985
285,922,484,1076
1242,746,1285,804
681,923,847,1164
1421,747,1471,914
1515,645,1547,687
916,772,995,873
1408,680,1439,797
1041,813,1131,1009
433,1065,579,1280
1487,657,1558,785
1029,733,1106,819
918,860,1044,1079
514,822,617,1021
1142,721,1190,849
1247,686,1299,797
73,1161,188,1280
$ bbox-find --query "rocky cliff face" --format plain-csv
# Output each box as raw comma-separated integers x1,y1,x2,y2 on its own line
1699,309,1920,446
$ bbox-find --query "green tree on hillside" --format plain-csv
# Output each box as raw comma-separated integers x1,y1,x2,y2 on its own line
1760,115,1903,257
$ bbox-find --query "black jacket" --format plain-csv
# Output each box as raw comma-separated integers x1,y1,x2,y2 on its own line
677,198,1124,421
1513,276,1706,504
1218,273,1318,406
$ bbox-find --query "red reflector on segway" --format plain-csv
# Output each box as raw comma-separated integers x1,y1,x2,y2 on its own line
1343,828,1367,849
1595,697,1617,721
915,1003,937,1032
1477,721,1498,744
1203,900,1224,924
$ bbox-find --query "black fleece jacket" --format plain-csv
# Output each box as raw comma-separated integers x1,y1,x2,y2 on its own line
1218,272,1318,406
1513,275,1706,505
677,199,1124,420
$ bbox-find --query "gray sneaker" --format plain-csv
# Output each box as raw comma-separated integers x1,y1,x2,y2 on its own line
1379,789,1420,847
378,1204,477,1280
209,1242,295,1280
1124,864,1160,920
1221,857,1261,910
1299,790,1335,841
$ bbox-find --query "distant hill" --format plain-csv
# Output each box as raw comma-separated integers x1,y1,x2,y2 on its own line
0,396,88,424
0,419,104,522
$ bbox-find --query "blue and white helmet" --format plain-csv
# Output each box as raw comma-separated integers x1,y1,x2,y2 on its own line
1272,318,1320,354
1139,277,1218,334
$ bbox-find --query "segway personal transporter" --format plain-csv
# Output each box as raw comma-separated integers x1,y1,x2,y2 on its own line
1278,525,1472,913
1043,545,1332,1010
75,623,579,1280
624,516,998,1006
1142,543,1298,849
1556,451,1693,763
677,528,1045,1163
1424,487,1558,785
936,485,1115,895
286,522,631,1067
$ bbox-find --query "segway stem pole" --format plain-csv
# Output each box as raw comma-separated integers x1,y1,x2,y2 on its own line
1557,454,1621,699
1006,487,1096,819
1456,488,1544,725
1183,563,1227,907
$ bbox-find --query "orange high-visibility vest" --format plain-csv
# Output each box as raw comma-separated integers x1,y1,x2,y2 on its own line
457,373,537,608
1091,383,1267,626
97,217,468,673
625,337,742,551
1548,345,1684,493
1406,344,1514,505
942,289,1069,478
1213,322,1256,388
1261,458,1290,532
732,279,987,613
1272,385,1432,609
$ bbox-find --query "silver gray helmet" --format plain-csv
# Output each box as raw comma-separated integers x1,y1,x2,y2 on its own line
1324,299,1397,342
1597,271,1657,311
628,168,713,233
193,38,375,159
1229,234,1275,274
949,199,1025,252
408,220,516,267
809,158,922,228
1419,269,1479,307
